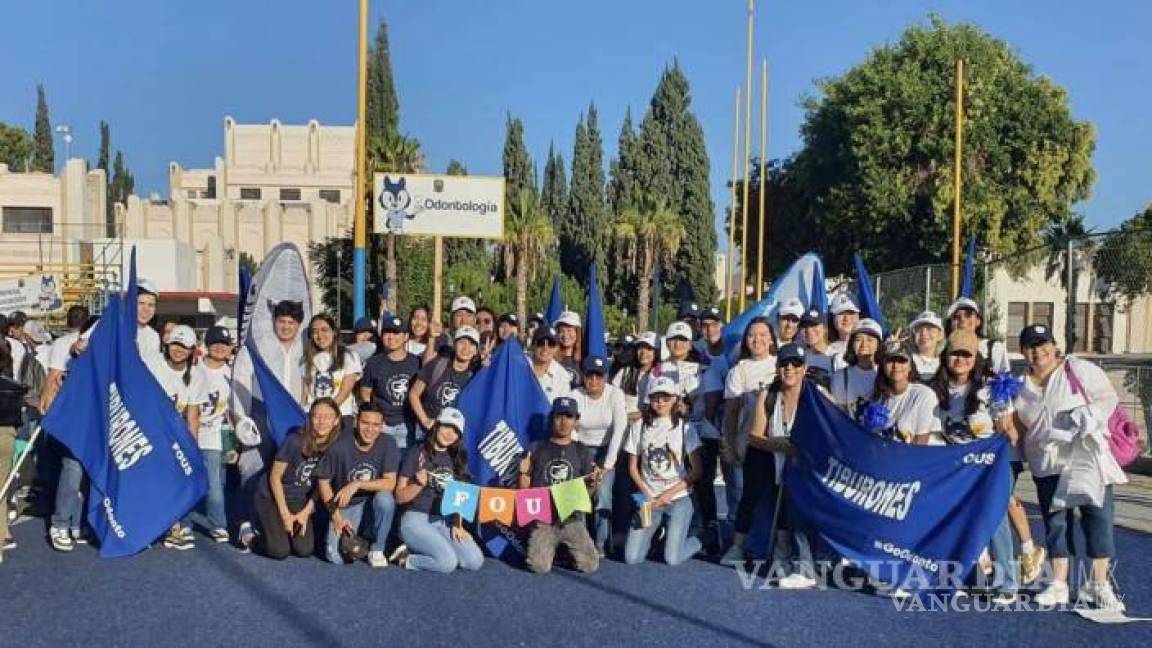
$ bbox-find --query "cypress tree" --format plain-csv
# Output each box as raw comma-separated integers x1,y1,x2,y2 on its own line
540,143,568,229
96,122,113,236
32,84,53,173
110,150,135,237
502,114,536,206
563,103,609,284
366,20,400,140
606,108,641,308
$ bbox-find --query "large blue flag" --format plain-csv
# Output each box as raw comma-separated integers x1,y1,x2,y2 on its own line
456,338,552,561
958,235,977,300
41,252,207,557
784,385,1010,589
584,264,607,360
722,253,825,356
853,253,887,334
545,276,563,326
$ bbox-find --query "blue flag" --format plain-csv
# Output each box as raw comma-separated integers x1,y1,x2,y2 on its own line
784,385,1010,590
237,264,252,337
42,251,207,557
584,264,607,360
248,348,305,447
456,339,552,561
722,253,825,356
545,276,563,326
959,235,977,300
853,253,887,334
810,259,828,315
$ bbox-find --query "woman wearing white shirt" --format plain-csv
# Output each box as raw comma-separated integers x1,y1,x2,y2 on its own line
868,341,939,444
302,313,362,423
528,326,572,402
829,319,882,419
827,293,861,356
909,311,944,383
721,317,777,533
945,298,1009,375
1010,324,1126,610
573,356,628,555
612,332,658,421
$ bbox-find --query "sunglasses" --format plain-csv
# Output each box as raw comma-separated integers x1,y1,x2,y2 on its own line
779,358,805,369
949,350,974,359
884,356,910,364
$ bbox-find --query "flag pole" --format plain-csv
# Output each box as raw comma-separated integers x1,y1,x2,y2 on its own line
726,86,740,321
756,58,767,300
0,427,41,503
950,59,964,299
352,0,369,320
738,0,755,311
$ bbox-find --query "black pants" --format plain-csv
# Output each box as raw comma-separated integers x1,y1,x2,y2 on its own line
735,447,775,535
694,438,721,526
252,487,314,560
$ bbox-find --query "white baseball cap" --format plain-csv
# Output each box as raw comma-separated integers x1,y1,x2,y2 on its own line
453,326,480,345
910,311,943,332
554,310,582,329
665,321,693,341
137,277,159,296
830,293,860,315
168,324,197,348
450,296,477,314
778,298,804,319
851,318,883,340
946,297,980,318
636,331,659,349
647,376,681,398
436,407,466,434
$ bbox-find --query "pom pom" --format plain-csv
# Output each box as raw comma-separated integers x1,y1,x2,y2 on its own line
860,400,892,434
988,372,1023,406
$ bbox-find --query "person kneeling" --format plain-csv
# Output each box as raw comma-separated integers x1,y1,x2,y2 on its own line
520,397,599,574
316,403,399,567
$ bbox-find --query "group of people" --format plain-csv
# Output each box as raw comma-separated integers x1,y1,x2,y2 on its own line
0,284,1130,611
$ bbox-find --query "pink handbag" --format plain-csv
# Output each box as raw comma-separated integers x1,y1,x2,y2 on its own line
1064,359,1144,467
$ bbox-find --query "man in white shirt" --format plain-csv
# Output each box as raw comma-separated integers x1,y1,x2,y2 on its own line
135,278,163,367
528,326,572,401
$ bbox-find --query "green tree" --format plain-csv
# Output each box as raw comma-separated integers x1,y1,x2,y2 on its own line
1095,205,1152,302
502,114,536,209
503,189,556,329
95,122,114,235
110,150,135,233
563,103,609,284
634,63,717,305
614,195,686,332
0,123,32,171
786,16,1095,275
1042,214,1093,350
366,19,400,141
368,131,424,313
32,84,53,172
606,109,642,307
540,143,568,229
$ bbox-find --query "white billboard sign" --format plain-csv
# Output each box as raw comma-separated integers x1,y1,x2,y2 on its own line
373,172,504,239
0,274,65,315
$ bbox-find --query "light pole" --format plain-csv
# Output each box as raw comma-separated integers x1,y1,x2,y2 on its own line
54,124,72,165
336,247,344,330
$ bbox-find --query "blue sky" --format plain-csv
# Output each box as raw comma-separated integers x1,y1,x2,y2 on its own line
1,1,1148,239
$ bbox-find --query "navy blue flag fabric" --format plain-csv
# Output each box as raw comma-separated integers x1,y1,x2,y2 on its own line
248,347,305,447
959,235,977,299
722,253,825,356
237,264,252,336
809,260,828,315
42,252,207,557
783,385,1010,589
584,264,608,360
457,339,552,561
545,276,563,326
853,254,887,334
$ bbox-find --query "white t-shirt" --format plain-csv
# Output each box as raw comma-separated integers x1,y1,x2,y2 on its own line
643,359,703,406
137,325,162,366
829,365,877,417
912,353,940,383
623,417,701,502
198,363,232,450
724,356,777,399
305,350,363,416
406,339,428,357
48,332,81,374
935,383,999,445
573,384,629,468
34,343,53,371
611,367,651,416
879,383,941,442
980,339,1011,375
6,337,25,378
149,358,209,418
532,358,573,402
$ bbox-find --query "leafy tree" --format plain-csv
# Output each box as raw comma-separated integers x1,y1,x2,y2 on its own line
0,122,32,171
32,84,53,172
444,159,488,267
503,189,556,328
1042,214,1093,351
1095,205,1152,302
614,195,685,332
785,16,1094,275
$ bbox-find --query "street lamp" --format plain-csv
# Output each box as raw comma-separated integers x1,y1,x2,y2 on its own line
54,124,73,163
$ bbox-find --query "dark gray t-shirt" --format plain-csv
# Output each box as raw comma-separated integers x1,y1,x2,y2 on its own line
417,358,474,419
269,431,321,510
399,446,458,515
314,431,401,507
361,352,420,425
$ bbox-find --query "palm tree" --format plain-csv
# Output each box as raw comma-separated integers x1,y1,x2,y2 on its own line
614,195,686,332
503,189,555,329
1042,214,1094,351
368,131,424,313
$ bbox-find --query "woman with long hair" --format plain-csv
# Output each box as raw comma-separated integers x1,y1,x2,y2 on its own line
302,313,362,424
554,311,584,388
405,305,433,360
867,341,939,444
829,319,883,418
944,298,1009,374
391,408,483,572
909,311,945,383
612,332,659,422
249,398,342,559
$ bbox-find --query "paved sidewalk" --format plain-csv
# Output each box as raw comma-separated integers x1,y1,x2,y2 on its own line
1016,471,1152,534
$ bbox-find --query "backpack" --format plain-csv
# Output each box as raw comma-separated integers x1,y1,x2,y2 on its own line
1064,358,1143,467
18,345,47,412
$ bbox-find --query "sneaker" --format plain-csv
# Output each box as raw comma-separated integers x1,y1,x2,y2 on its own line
991,591,1018,606
1035,581,1069,607
71,529,88,545
3,537,15,550
720,544,744,565
777,573,818,590
210,528,230,544
238,522,256,553
890,588,912,601
163,531,194,551
1078,581,1126,613
1019,546,1047,585
388,544,409,568
978,549,994,576
49,527,74,552
179,526,194,540
368,550,389,568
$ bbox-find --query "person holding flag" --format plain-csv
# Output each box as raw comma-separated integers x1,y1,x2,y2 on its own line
134,278,164,366
520,397,600,574
623,377,703,566
571,356,628,556
392,407,484,573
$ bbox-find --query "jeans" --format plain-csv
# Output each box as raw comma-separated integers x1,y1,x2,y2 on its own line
722,461,743,523
1034,475,1115,559
624,496,701,566
383,422,412,451
593,467,615,552
735,447,774,535
399,511,484,573
51,455,83,532
325,491,396,564
694,438,721,527
195,449,227,531
984,512,1019,594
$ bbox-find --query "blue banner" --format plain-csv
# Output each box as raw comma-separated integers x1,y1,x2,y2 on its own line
41,251,207,557
784,385,1010,589
584,264,607,360
456,338,552,561
853,253,887,334
959,235,977,300
545,276,563,326
248,346,305,447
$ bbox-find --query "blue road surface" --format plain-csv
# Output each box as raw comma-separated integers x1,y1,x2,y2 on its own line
2,518,1150,647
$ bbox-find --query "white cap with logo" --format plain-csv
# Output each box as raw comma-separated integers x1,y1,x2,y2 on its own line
454,326,480,345
665,321,693,340
554,310,582,329
168,324,198,348
450,296,477,314
436,407,466,434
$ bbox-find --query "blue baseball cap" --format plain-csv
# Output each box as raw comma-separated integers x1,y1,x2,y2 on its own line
551,397,579,418
582,356,609,374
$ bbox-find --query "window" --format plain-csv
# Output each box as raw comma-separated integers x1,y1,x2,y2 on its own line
1073,303,1114,354
1031,302,1054,329
206,176,217,199
279,188,301,201
2,206,52,234
239,187,261,200
186,189,198,199
319,189,341,204
1006,302,1028,353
